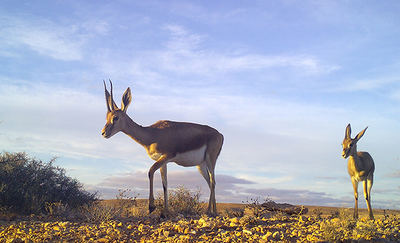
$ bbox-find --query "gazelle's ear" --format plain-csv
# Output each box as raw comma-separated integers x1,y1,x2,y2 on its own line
345,123,351,139
355,126,368,141
121,87,132,112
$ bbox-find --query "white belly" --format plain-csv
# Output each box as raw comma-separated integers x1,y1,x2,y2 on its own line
169,145,207,167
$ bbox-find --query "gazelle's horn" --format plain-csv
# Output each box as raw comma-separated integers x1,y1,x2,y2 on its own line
108,79,118,110
103,80,111,112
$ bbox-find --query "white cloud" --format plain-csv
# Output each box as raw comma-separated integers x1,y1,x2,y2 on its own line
14,28,83,61
389,88,400,101
169,2,247,24
93,24,339,84
156,25,339,75
340,78,400,92
0,15,96,61
81,20,110,35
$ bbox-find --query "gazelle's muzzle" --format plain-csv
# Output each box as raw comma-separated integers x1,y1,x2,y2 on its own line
342,149,350,158
101,124,113,138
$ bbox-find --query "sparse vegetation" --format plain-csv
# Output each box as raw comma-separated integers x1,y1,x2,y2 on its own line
79,201,121,222
79,189,139,222
311,208,323,219
114,189,138,217
242,197,270,218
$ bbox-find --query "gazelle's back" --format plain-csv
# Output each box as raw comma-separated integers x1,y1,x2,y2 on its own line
148,120,221,154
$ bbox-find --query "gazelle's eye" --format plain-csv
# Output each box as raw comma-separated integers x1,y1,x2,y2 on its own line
349,143,353,147
113,116,119,122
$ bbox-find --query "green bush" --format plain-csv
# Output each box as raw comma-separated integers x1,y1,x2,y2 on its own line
0,152,97,214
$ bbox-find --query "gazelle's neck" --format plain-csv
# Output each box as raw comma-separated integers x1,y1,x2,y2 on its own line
348,151,358,161
122,115,153,147
349,144,358,158
348,149,363,171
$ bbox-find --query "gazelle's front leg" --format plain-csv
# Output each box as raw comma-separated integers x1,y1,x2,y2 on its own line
351,178,359,219
148,155,168,214
160,164,168,216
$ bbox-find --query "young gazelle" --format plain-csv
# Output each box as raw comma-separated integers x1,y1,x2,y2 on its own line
101,80,224,216
341,124,375,219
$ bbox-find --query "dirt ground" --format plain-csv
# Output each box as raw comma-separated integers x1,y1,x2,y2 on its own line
1,200,400,242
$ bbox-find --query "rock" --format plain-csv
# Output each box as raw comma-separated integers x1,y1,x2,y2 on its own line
272,231,280,239
260,201,308,215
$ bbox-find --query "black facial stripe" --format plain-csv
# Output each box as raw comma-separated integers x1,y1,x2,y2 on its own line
106,123,114,134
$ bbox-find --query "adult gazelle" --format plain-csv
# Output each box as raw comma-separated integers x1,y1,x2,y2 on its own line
342,124,375,220
101,80,223,216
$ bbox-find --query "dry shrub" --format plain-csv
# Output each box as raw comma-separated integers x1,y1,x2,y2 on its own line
155,185,204,217
223,207,244,218
311,208,323,219
113,189,138,217
130,205,148,218
79,202,120,222
78,189,139,222
243,197,266,218
45,202,70,218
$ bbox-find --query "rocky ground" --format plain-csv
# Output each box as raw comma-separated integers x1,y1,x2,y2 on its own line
1,202,400,242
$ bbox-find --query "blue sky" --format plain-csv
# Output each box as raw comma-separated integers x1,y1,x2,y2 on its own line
1,0,400,209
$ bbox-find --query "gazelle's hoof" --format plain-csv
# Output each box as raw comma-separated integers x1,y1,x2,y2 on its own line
149,205,156,214
160,210,170,218
207,211,218,217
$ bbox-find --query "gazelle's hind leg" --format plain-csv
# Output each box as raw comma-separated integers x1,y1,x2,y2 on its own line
364,176,374,220
205,155,217,215
197,162,213,215
203,133,224,216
